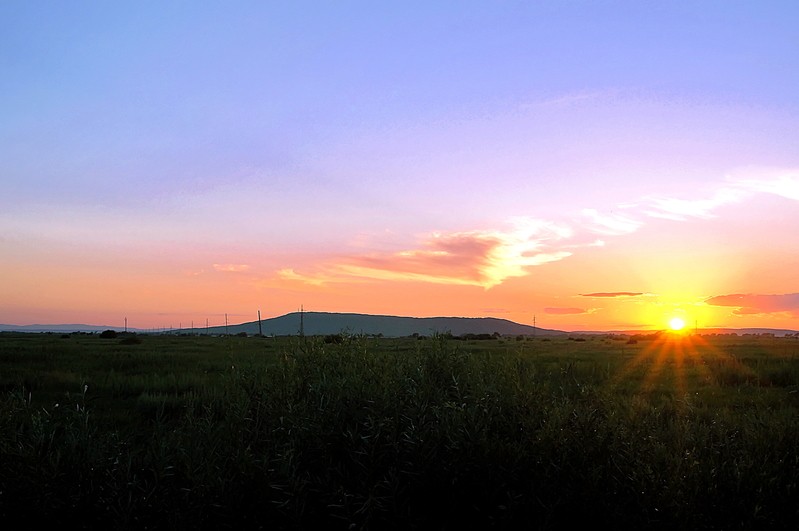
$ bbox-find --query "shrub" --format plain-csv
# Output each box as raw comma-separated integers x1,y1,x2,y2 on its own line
323,333,344,344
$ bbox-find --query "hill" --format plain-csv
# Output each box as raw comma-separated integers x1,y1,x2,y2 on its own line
198,311,565,338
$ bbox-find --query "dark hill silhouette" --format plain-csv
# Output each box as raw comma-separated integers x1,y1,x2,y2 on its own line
200,311,565,337
2,316,795,337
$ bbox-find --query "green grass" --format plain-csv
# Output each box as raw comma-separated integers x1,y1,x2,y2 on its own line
1,332,798,529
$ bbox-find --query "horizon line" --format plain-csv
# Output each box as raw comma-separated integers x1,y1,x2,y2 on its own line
1,310,797,336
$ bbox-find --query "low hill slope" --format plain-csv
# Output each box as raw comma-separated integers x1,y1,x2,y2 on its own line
205,312,565,337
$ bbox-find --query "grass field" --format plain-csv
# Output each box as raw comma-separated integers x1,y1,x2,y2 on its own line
1,331,798,529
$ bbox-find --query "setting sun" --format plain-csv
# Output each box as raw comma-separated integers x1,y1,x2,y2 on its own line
669,317,686,331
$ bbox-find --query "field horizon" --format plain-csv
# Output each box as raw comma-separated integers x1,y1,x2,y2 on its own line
2,310,797,337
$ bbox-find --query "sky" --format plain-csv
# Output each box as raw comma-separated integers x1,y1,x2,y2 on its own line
1,1,798,332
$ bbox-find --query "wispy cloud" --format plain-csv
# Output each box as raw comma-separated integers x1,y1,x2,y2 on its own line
705,293,799,316
639,188,745,221
522,89,620,109
580,292,643,298
213,263,250,273
581,209,642,235
480,308,512,314
732,169,799,201
545,307,592,315
634,169,799,223
276,268,334,286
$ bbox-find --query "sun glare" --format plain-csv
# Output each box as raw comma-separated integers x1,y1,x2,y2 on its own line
669,317,686,331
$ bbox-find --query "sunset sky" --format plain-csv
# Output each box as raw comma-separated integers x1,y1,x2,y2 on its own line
2,1,798,331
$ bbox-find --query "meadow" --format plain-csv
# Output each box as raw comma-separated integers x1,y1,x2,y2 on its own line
1,331,798,529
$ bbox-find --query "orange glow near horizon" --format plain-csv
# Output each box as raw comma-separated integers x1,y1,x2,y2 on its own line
1,218,797,331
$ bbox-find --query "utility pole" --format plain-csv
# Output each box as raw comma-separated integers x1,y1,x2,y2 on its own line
300,305,304,337
258,309,263,337
533,315,536,339
124,317,127,334
225,313,229,336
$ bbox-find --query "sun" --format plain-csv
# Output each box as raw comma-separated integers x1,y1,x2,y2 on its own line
669,317,686,331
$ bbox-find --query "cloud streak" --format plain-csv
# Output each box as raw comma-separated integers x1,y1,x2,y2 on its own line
581,292,643,298
623,168,798,223
581,209,642,235
705,293,799,316
639,188,745,221
732,170,799,201
213,264,250,273
545,307,592,315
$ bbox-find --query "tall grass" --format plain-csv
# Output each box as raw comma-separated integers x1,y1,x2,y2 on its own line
0,333,797,529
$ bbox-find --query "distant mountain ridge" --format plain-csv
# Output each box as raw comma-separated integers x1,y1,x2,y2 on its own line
1,313,557,337
200,312,565,338
1,313,796,337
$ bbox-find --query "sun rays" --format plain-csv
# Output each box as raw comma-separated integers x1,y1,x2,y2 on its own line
607,332,761,411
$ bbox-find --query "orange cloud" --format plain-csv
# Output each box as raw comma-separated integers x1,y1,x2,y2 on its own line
349,232,497,284
705,293,799,316
278,220,574,288
581,292,643,298
276,268,335,286
545,307,591,315
213,263,250,273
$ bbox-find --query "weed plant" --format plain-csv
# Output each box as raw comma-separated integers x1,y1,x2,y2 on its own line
0,332,798,529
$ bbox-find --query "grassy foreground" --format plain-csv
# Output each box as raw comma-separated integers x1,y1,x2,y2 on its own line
1,332,798,529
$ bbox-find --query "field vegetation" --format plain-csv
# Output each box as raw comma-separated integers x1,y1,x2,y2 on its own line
1,331,798,529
